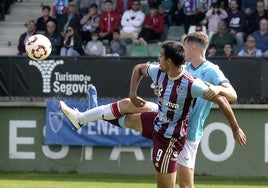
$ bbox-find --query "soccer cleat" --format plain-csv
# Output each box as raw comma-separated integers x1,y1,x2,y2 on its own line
59,101,82,130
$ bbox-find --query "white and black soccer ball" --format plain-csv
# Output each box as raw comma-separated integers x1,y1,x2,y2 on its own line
25,34,52,61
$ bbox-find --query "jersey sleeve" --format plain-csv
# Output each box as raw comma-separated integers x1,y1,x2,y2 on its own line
147,64,160,83
191,78,209,98
209,65,229,85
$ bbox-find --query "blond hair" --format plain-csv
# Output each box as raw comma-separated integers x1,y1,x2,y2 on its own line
181,32,209,52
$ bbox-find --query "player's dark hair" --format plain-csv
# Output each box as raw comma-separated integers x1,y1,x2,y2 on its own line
161,41,185,66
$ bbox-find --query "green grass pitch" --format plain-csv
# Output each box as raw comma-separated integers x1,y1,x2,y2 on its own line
0,172,268,188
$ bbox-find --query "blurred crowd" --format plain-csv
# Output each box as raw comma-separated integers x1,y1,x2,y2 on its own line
16,0,268,57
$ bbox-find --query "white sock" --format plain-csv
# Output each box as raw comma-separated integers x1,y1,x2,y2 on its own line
78,102,121,124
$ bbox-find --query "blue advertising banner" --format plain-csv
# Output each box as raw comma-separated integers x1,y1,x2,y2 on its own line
45,99,153,147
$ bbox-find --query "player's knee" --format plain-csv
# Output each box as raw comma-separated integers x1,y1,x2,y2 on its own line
119,98,133,113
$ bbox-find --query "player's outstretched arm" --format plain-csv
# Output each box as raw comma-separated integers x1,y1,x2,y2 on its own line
212,95,247,146
129,63,150,107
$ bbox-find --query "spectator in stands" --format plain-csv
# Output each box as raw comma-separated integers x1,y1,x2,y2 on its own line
206,43,217,58
205,2,227,39
0,0,14,20
187,23,207,34
210,20,234,56
247,0,268,35
225,0,247,51
120,0,145,44
169,0,184,26
60,25,84,56
73,0,96,16
223,43,236,57
241,0,256,17
98,0,125,15
52,0,69,19
106,29,128,56
181,0,206,33
237,35,262,57
57,2,81,39
99,0,121,42
252,18,268,53
115,0,133,15
202,0,218,12
84,32,104,56
44,21,63,55
36,5,57,34
158,0,175,26
138,3,164,45
17,20,36,56
80,3,100,44
217,0,241,10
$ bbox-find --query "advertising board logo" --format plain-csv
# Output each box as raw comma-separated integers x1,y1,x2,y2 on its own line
29,60,64,93
49,112,63,133
29,60,92,95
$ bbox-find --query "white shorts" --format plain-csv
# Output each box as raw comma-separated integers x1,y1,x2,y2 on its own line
178,139,201,169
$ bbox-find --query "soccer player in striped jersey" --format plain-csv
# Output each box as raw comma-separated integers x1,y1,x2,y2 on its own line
60,39,246,188
120,40,230,188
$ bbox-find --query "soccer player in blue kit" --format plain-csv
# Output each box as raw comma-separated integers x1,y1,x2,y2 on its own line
169,32,246,188
60,35,246,188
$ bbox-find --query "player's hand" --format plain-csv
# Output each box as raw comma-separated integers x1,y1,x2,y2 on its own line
204,83,221,100
130,96,146,108
233,128,247,146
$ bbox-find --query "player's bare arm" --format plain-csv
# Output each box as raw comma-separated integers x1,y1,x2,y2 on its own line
129,63,150,107
211,95,247,146
204,82,237,102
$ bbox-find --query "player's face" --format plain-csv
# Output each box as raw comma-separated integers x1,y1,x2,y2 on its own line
158,49,168,72
184,42,195,62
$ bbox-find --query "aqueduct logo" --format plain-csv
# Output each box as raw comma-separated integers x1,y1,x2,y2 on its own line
29,60,64,93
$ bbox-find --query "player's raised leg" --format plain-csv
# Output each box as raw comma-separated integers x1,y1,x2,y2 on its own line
60,98,157,130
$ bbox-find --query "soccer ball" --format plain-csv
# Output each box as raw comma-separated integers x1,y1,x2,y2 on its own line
25,34,52,61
